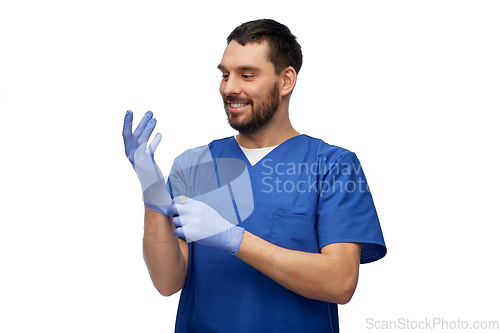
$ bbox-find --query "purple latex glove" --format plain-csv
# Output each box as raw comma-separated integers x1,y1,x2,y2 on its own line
167,196,245,255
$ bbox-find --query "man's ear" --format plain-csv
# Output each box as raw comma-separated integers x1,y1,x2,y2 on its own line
280,66,297,97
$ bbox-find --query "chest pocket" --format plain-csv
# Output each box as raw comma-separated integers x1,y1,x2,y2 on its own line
270,209,319,253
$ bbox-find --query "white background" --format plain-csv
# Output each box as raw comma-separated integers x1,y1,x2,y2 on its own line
1,1,499,332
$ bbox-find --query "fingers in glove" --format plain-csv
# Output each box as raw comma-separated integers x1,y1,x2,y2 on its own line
166,203,179,217
122,110,133,147
171,216,183,228
137,118,157,148
166,203,189,223
132,111,153,142
173,226,186,240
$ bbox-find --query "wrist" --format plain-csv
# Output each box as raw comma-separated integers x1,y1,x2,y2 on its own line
144,203,170,215
225,226,245,255
144,205,176,239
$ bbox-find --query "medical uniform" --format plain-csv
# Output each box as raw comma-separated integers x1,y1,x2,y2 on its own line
167,134,386,333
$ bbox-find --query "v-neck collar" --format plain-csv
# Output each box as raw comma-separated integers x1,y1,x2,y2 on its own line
229,134,305,168
239,145,278,166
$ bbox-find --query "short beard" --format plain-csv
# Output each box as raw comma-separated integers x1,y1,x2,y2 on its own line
225,83,280,135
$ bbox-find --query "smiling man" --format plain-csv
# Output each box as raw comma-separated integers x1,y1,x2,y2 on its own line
218,41,283,136
123,19,386,333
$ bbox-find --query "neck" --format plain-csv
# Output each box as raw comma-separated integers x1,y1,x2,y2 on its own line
235,102,300,149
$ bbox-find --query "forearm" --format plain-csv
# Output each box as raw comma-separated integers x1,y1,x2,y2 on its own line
235,231,360,304
143,205,188,296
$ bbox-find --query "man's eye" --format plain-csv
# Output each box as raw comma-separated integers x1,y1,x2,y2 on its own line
242,75,253,79
221,74,229,80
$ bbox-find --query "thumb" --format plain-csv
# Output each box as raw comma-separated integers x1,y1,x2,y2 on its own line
173,195,191,205
149,133,162,155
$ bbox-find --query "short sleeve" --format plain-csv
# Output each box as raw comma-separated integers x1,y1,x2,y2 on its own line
316,151,386,264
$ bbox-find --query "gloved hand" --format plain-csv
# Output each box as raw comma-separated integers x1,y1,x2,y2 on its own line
166,196,245,255
122,110,172,214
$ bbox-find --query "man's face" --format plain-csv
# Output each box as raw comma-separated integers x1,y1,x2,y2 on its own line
218,40,281,134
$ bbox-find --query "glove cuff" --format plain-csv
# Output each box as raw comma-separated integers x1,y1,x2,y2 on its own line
144,203,170,216
225,226,245,256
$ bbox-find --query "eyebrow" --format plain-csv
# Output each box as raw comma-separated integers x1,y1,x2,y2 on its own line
217,64,259,72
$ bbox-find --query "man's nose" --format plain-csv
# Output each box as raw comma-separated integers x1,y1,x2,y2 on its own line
222,76,242,96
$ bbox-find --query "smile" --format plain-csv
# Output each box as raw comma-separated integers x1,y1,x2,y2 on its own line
226,101,251,114
228,102,249,108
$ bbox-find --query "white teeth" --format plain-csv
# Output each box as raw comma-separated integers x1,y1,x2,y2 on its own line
230,103,248,108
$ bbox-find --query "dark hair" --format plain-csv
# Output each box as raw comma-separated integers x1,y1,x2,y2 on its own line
227,19,303,75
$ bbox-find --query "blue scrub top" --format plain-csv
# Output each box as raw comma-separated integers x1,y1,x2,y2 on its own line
168,135,386,333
